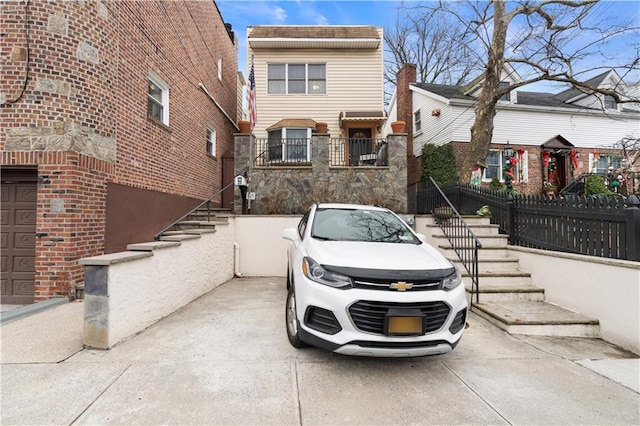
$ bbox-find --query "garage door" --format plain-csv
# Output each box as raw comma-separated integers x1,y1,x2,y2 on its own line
1,173,37,304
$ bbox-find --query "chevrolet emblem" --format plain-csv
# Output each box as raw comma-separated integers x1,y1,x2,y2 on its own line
390,281,413,291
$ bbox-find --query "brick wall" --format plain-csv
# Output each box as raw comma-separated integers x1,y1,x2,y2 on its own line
396,63,421,185
1,0,238,300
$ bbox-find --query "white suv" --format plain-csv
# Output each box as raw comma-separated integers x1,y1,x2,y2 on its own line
282,203,467,357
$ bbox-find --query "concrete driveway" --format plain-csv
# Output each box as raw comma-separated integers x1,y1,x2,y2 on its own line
1,277,639,425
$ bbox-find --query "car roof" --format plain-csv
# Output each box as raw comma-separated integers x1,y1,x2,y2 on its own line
315,203,389,212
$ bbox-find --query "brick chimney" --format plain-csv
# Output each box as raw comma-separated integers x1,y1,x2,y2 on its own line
396,63,420,185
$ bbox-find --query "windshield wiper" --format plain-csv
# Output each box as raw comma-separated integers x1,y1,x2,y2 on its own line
312,235,334,241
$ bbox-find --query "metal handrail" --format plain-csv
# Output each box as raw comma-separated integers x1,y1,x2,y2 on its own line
429,177,482,306
153,180,236,240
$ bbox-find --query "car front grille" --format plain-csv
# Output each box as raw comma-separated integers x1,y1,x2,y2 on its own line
348,301,451,335
352,278,441,291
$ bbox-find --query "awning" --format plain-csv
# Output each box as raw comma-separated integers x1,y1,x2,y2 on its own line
266,118,317,131
338,111,387,127
541,135,574,150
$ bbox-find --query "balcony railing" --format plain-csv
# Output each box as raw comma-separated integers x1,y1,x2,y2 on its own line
253,137,388,167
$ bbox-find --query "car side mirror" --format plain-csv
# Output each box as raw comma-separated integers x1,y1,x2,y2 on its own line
282,227,299,242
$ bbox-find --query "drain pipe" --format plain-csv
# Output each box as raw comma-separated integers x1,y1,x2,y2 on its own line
233,242,242,277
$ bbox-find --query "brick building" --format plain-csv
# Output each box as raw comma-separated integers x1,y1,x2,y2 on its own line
1,0,239,303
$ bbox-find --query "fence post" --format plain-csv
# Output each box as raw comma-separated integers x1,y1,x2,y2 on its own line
507,193,515,245
625,195,640,261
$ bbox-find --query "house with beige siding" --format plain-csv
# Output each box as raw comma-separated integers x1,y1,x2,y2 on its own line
234,26,408,215
387,64,640,194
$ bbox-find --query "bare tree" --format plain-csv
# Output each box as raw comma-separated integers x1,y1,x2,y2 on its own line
383,4,484,93
389,0,640,183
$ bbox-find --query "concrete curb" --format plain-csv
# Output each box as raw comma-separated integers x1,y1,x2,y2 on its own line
0,298,68,325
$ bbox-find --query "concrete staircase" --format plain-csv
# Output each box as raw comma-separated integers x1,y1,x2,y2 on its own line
160,206,231,238
425,216,600,338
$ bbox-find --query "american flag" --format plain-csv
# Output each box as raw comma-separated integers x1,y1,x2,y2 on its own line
247,57,257,133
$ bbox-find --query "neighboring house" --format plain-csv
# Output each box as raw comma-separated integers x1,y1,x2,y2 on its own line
387,64,640,194
235,26,407,215
1,0,238,303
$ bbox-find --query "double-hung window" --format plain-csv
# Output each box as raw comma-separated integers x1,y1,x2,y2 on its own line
590,155,621,176
604,95,616,110
206,127,216,156
483,149,528,182
268,63,326,95
414,110,422,132
267,128,312,162
148,71,169,125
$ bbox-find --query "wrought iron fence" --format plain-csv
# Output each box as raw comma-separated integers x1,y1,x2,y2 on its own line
410,181,640,261
252,137,389,167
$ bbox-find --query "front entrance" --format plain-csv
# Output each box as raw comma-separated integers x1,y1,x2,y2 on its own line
1,170,37,304
348,128,373,166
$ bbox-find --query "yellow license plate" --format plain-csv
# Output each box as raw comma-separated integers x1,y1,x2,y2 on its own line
387,316,424,335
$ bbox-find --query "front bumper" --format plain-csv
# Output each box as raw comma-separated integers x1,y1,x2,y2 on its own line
293,275,468,357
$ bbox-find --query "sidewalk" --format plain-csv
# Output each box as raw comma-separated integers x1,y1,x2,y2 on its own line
1,277,639,425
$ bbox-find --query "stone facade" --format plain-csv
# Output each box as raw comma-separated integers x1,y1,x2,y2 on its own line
234,134,408,215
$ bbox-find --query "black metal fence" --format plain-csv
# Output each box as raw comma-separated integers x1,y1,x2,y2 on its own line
252,138,389,167
410,180,640,261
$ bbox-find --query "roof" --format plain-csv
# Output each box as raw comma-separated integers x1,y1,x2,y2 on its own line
413,82,612,111
553,70,613,102
266,118,317,130
248,26,380,39
248,25,381,49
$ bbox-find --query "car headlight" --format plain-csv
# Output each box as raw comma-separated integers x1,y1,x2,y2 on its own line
441,268,462,291
302,257,352,289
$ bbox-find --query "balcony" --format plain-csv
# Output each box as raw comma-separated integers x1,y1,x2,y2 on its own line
253,137,388,167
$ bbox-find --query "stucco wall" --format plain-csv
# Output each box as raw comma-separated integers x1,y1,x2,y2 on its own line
511,247,640,354
81,222,235,349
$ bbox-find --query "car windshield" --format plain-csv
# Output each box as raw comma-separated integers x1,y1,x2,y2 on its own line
311,208,419,244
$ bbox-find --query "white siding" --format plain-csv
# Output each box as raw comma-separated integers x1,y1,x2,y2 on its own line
249,40,384,138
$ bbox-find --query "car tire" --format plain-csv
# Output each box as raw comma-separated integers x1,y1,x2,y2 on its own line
285,286,307,348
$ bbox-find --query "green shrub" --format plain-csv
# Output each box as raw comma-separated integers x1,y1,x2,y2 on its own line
489,177,503,191
421,143,458,185
584,174,612,196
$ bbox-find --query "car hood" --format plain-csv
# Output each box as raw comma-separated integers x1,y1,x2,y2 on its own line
305,240,453,271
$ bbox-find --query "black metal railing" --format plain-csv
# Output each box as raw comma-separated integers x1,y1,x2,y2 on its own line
410,181,640,261
424,178,481,305
329,138,388,167
254,138,312,166
252,137,388,167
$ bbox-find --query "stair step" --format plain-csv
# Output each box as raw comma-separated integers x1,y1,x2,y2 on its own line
433,234,508,248
472,301,600,338
426,224,501,237
449,256,520,272
424,216,492,226
466,284,545,302
175,221,217,230
462,271,532,287
438,246,515,260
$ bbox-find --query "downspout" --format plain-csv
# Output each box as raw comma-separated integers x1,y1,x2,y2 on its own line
233,242,242,277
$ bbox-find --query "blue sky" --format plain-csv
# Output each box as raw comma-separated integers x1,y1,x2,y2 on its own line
217,0,640,88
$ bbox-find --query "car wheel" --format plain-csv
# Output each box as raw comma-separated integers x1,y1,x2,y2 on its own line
285,286,307,348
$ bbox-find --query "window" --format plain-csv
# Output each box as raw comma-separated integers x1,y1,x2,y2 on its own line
148,71,169,125
267,63,326,95
604,95,616,110
267,128,312,161
590,154,621,176
217,57,223,81
483,149,528,182
498,81,511,102
414,110,422,132
206,127,216,156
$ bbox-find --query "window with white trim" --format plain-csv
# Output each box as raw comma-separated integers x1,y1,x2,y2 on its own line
603,95,616,110
267,127,312,161
148,71,169,125
483,149,528,182
589,154,621,176
217,57,223,81
206,127,216,156
267,63,326,95
498,81,511,102
414,110,422,132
